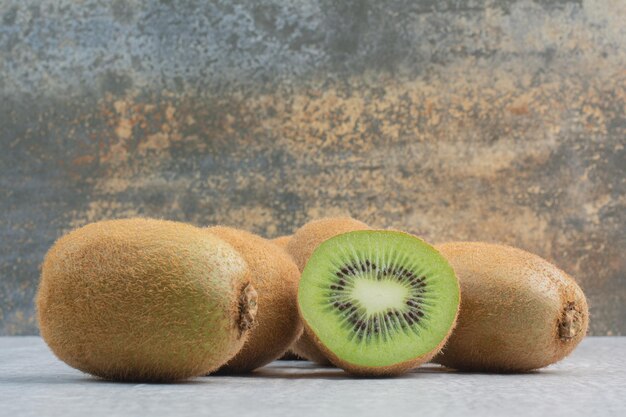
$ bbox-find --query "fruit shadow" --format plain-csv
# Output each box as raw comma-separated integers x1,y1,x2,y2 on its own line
441,369,547,375
427,365,568,377
0,366,564,386
212,362,568,379
207,362,347,380
0,374,212,386
206,362,458,380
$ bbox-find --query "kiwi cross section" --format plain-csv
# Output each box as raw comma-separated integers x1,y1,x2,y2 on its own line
299,230,460,368
327,259,430,343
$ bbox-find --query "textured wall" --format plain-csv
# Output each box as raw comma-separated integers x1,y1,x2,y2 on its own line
0,0,624,336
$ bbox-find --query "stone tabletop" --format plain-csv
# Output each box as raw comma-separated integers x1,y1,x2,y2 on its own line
0,336,624,417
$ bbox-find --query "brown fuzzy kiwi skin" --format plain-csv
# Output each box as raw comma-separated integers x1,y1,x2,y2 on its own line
285,217,371,365
270,235,305,361
37,218,256,382
433,242,589,373
289,332,334,366
286,217,371,271
208,227,303,373
279,351,303,360
269,235,314,361
271,235,292,250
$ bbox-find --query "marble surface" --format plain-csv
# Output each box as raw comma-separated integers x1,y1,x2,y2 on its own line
0,336,624,417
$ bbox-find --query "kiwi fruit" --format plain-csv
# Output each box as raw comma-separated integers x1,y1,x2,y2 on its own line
37,218,257,382
299,230,460,376
286,217,371,271
271,235,292,250
208,227,302,373
269,234,306,361
286,217,371,365
433,242,589,372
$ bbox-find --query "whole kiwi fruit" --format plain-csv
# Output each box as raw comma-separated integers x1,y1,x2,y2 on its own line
208,227,302,373
285,217,371,365
271,235,292,250
37,218,257,382
270,235,305,361
433,242,589,372
299,230,460,376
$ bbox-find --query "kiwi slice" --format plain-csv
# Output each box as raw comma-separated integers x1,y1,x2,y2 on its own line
298,230,460,376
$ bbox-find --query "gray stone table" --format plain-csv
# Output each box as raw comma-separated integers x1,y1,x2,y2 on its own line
1,337,624,417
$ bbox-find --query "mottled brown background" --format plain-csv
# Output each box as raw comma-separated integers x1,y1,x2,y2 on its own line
1,0,624,335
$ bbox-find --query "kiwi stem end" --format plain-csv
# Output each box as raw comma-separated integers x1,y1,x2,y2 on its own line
238,283,258,336
558,302,584,341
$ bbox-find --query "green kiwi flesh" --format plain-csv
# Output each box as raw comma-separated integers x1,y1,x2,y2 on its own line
298,230,460,374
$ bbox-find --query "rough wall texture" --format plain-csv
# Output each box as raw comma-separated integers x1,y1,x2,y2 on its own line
0,0,624,336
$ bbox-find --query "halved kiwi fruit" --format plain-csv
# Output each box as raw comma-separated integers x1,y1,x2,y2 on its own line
299,230,460,376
